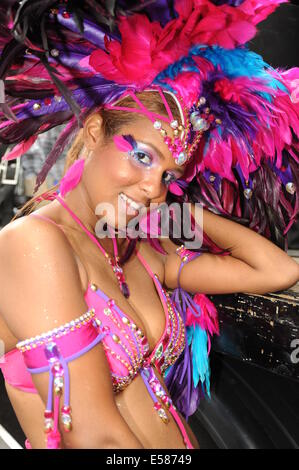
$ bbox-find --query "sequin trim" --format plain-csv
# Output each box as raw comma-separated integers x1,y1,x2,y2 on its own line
16,309,96,352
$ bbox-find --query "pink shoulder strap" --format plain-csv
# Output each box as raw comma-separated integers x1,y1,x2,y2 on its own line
175,245,202,288
135,250,156,280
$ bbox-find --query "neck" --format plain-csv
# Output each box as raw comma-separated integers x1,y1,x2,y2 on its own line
99,231,129,259
54,181,129,258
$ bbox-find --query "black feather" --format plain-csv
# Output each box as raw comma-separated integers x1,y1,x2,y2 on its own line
0,39,26,79
40,14,49,58
39,55,82,126
0,110,72,144
67,1,85,35
12,0,59,42
105,0,116,17
0,102,19,122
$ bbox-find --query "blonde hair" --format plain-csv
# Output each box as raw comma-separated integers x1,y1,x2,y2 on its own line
11,91,181,221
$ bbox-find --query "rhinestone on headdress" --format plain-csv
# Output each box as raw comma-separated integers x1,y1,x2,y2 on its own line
190,113,210,131
50,49,60,57
244,188,253,199
153,120,162,130
286,182,296,194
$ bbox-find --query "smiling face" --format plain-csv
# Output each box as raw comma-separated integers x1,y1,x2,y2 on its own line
82,112,186,230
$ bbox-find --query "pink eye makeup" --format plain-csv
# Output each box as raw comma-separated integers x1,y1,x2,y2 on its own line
113,134,182,187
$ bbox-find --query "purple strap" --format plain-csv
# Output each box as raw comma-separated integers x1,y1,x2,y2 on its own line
32,333,106,425
28,332,107,375
140,368,159,403
46,371,54,415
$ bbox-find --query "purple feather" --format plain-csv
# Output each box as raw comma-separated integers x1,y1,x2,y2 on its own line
200,73,258,143
113,134,135,152
210,0,246,5
122,134,137,150
136,0,177,26
14,78,128,121
0,110,73,145
56,7,120,47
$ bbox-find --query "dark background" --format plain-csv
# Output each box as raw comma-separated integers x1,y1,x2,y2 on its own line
250,2,299,249
250,2,299,69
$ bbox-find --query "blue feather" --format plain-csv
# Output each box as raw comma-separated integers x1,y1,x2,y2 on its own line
190,46,287,92
155,45,287,109
187,325,211,397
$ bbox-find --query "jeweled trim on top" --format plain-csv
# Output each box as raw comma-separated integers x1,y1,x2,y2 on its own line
16,309,96,352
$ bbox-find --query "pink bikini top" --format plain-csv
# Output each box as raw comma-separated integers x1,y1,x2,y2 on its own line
0,193,201,449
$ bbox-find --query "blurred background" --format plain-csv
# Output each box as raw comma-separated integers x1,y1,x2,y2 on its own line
0,124,66,227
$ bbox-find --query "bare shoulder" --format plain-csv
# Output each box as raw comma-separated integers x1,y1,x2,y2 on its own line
0,215,86,340
0,214,80,276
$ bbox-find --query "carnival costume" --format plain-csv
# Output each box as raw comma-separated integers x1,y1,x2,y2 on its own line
0,0,298,449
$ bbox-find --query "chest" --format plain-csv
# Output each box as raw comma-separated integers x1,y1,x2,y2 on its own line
74,238,168,353
85,269,186,392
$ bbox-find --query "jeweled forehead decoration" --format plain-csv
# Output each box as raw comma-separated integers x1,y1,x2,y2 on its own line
105,87,221,167
151,88,189,166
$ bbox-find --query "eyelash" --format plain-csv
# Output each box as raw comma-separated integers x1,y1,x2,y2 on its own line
162,172,177,185
132,150,152,167
131,150,178,186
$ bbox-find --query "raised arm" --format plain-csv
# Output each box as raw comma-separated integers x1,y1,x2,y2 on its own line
0,217,143,449
164,206,299,295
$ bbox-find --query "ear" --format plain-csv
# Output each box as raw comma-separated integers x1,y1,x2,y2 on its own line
82,113,104,151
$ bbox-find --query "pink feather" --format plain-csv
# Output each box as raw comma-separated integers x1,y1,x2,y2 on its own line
169,182,184,196
113,135,134,152
59,158,85,198
2,135,38,161
0,120,14,129
186,292,219,353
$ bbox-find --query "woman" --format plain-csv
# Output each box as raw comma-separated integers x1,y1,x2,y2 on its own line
0,0,298,449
